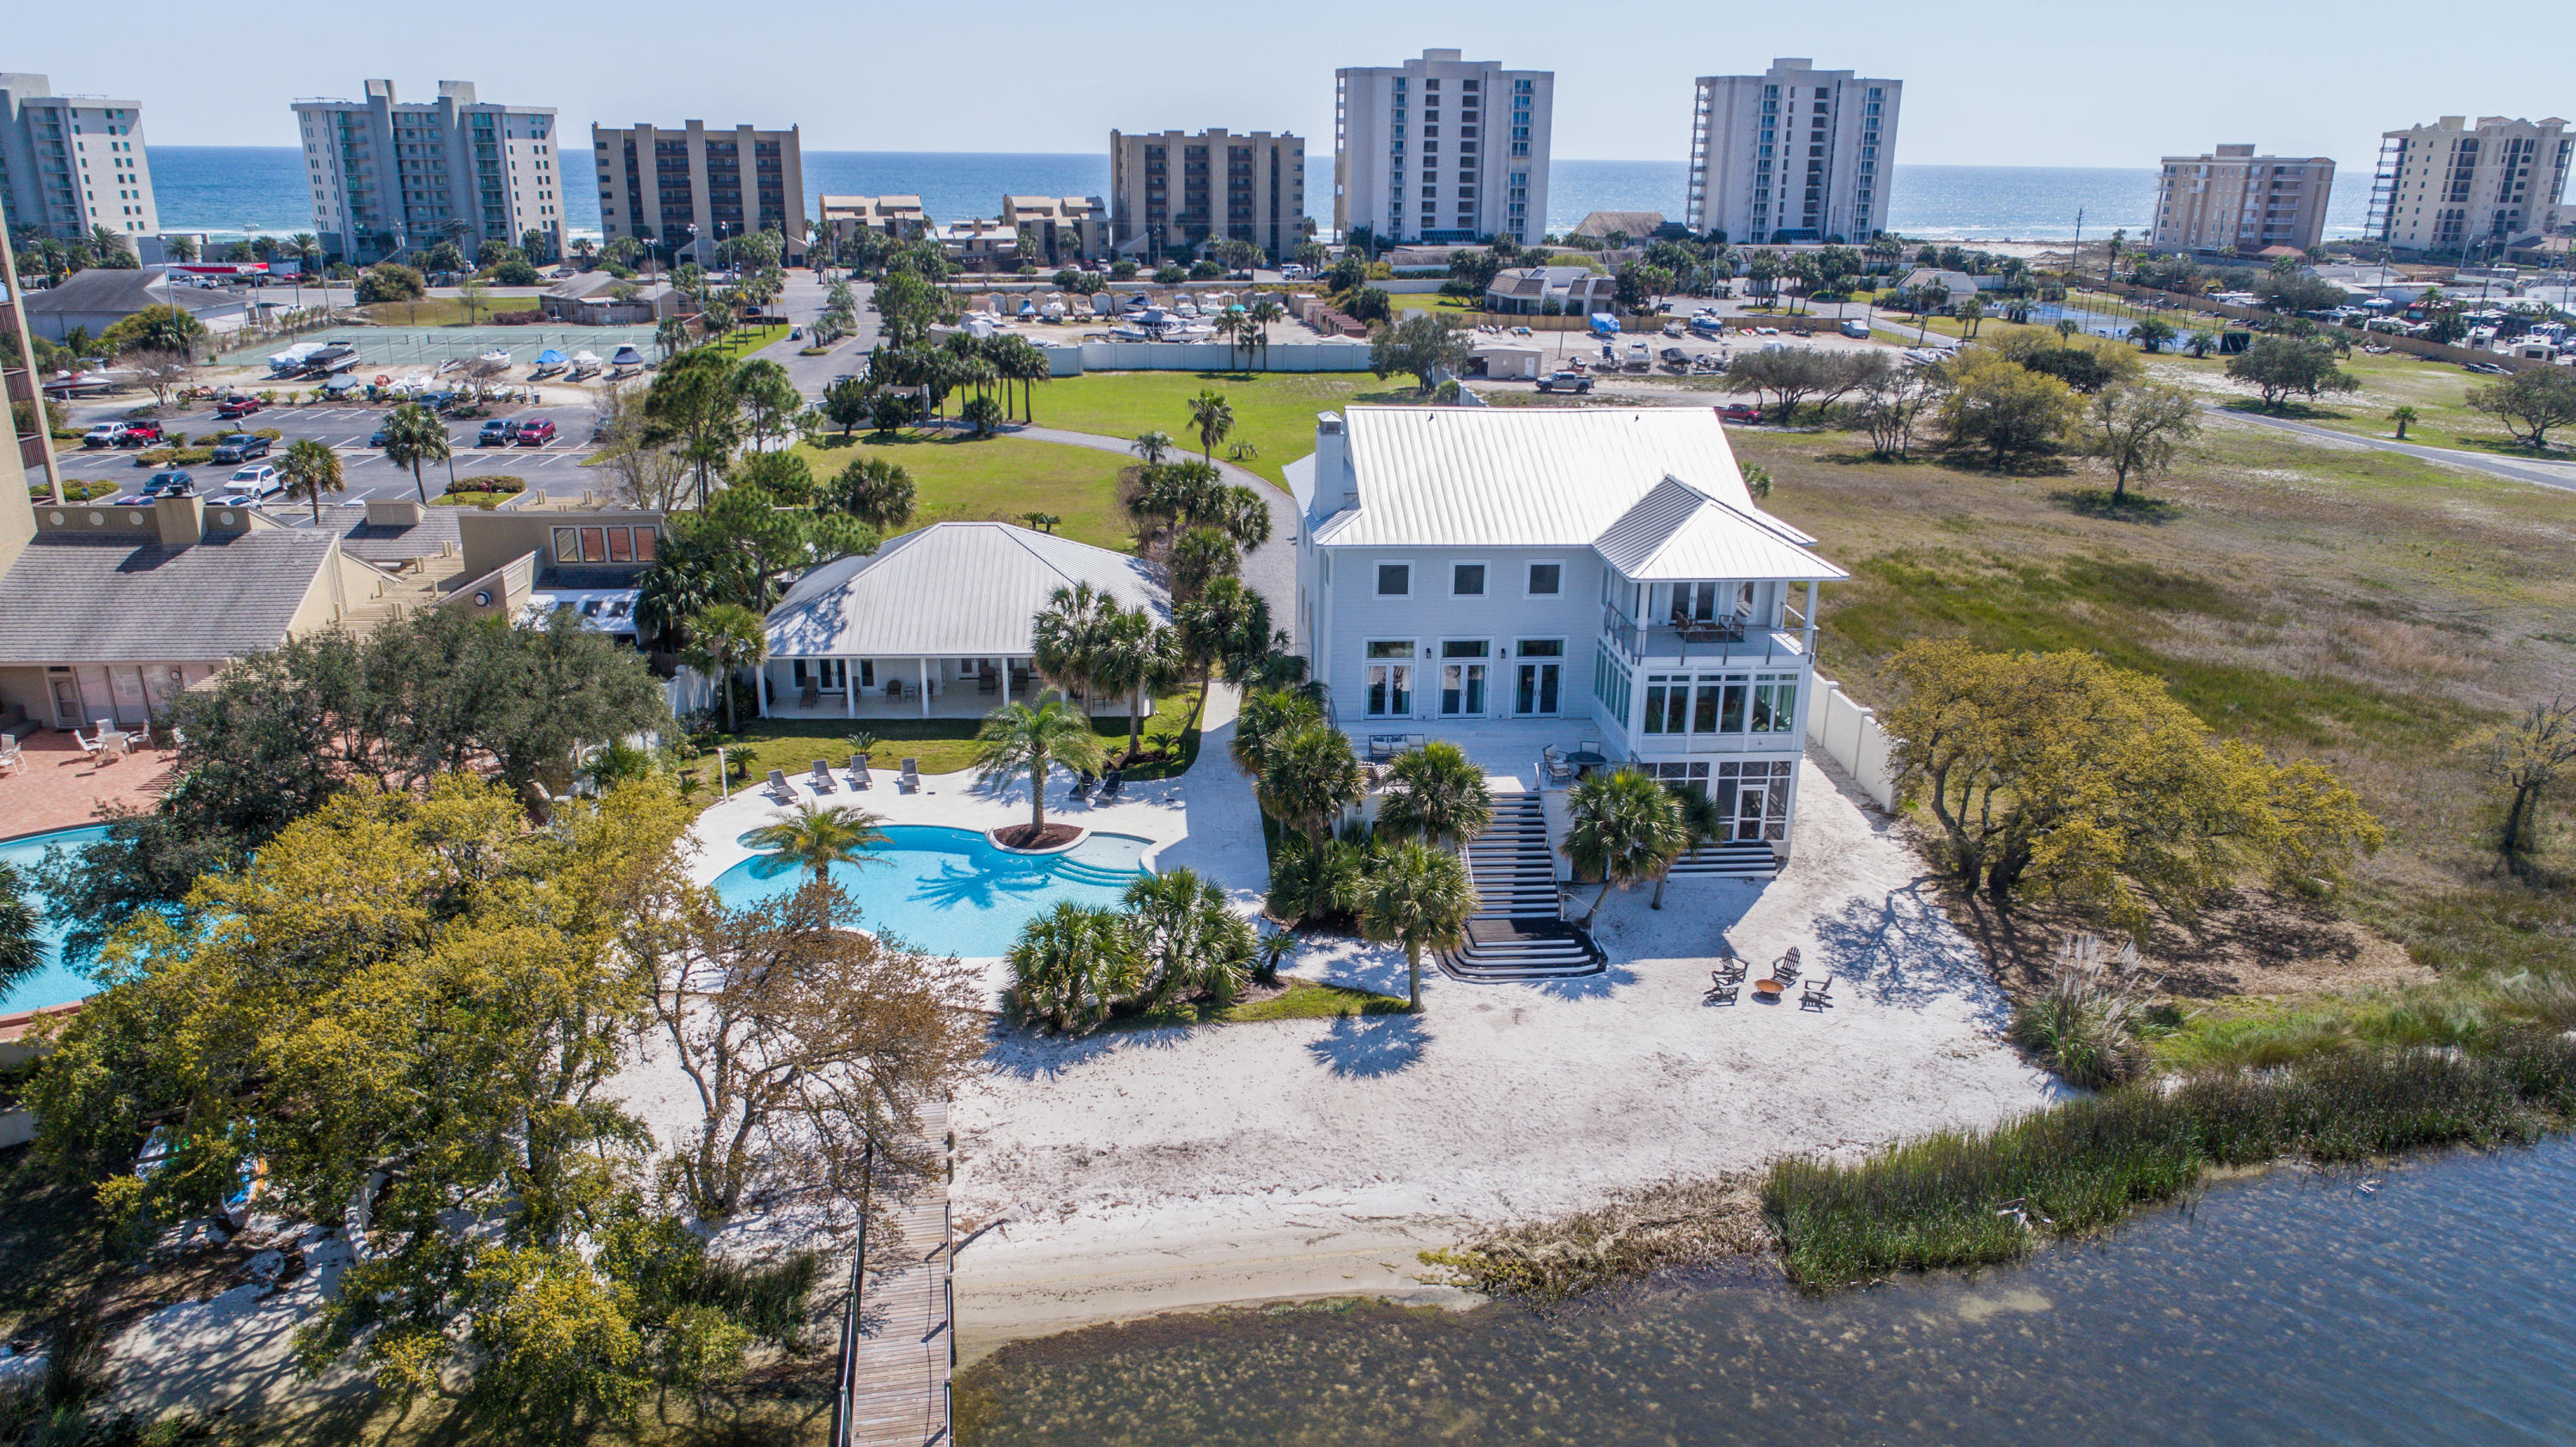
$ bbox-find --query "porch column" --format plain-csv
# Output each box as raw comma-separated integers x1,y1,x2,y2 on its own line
845,657,856,718
755,660,766,717
919,657,930,718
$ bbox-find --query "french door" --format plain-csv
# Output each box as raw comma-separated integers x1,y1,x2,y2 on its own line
1515,661,1560,715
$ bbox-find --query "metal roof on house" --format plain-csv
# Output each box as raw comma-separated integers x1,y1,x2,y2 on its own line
0,530,338,665
764,522,1169,660
1592,477,1845,583
1313,406,1815,554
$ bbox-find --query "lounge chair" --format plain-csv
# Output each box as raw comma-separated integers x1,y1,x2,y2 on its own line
1069,769,1095,802
809,759,836,793
899,757,921,793
1800,974,1835,1012
847,754,872,788
0,741,21,775
765,769,796,802
1096,769,1123,803
72,729,102,760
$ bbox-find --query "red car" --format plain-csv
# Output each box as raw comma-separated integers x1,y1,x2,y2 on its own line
112,420,166,447
1716,403,1762,424
515,416,556,446
216,396,264,419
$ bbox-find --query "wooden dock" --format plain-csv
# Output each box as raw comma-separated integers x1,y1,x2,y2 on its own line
835,1097,954,1447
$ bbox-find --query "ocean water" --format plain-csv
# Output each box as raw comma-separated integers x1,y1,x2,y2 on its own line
146,149,2371,246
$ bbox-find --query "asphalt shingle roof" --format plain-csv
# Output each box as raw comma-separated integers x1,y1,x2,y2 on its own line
0,531,337,665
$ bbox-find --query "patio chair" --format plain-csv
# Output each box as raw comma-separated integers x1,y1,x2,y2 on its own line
979,669,999,694
1096,769,1123,803
1706,976,1741,1006
809,759,836,794
1579,739,1603,757
1772,945,1801,985
1366,735,1395,762
1406,733,1425,752
0,739,21,774
846,754,872,788
1069,769,1095,802
764,769,796,802
1542,752,1574,786
1800,974,1835,1012
800,680,821,709
899,757,921,793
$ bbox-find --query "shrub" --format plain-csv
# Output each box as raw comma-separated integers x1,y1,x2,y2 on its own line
2006,935,2149,1089
356,262,428,304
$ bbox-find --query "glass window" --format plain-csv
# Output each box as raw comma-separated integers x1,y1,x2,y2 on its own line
1528,562,1561,595
632,526,657,561
1366,640,1413,660
552,526,580,562
605,527,634,563
1720,677,1748,732
579,527,607,563
1441,640,1489,659
1753,674,1799,733
1642,674,1687,734
1516,639,1563,659
1376,562,1411,596
1452,562,1485,596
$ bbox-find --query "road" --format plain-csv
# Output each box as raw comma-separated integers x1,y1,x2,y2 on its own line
2205,404,2576,495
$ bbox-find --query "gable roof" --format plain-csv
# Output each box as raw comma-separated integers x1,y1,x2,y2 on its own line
1593,477,1846,583
1571,210,1666,239
0,530,339,665
765,522,1167,659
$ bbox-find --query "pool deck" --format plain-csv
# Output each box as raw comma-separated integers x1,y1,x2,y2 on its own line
687,685,1270,997
0,730,176,840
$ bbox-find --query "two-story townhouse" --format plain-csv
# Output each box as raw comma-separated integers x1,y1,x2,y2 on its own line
1290,406,1845,868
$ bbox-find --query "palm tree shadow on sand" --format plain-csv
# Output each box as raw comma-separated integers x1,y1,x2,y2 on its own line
1305,1012,1426,1078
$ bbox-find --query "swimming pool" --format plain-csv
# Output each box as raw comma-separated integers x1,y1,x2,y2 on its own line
0,824,112,1016
708,824,1154,958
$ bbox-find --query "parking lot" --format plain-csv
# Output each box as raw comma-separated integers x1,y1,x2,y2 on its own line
54,398,608,505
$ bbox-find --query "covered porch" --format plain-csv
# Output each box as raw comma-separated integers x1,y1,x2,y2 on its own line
756,654,1147,723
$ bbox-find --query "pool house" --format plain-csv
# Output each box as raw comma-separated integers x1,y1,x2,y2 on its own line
753,521,1171,720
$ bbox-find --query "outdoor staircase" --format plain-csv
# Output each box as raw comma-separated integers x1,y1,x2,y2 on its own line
1441,791,1605,981
1667,841,1783,879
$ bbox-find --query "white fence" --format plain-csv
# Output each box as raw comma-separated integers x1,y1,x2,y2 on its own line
1040,340,1378,376
1805,673,1898,812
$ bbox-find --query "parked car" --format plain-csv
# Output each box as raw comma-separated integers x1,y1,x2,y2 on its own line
1838,319,1872,339
205,491,264,509
1716,403,1761,423
516,416,556,446
141,469,194,496
1535,370,1594,394
82,422,131,448
227,464,282,497
210,433,269,464
215,395,264,419
477,419,516,447
112,421,164,448
369,425,393,447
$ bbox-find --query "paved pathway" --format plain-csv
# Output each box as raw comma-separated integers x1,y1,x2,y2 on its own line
1008,426,1299,645
2207,403,2576,494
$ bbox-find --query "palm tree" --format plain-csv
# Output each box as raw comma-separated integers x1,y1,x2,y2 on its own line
656,315,691,361
1649,787,1728,909
1376,741,1493,849
1230,686,1323,782
678,603,769,731
742,801,887,885
1131,430,1176,466
1246,295,1285,370
1358,839,1478,1012
1173,575,1267,732
1090,611,1178,763
827,455,915,532
1122,867,1257,1007
2388,405,2419,441
0,863,42,1000
1561,768,1689,927
1256,724,1364,850
378,402,450,504
1005,902,1142,1034
1186,389,1234,461
1031,581,1125,703
973,694,1107,839
277,437,342,524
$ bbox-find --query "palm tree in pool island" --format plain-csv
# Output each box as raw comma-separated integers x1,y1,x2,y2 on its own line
975,695,1108,842
743,801,888,886
1360,838,1478,1012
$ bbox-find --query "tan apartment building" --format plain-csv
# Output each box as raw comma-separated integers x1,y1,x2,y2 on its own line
2369,115,2573,258
1000,195,1109,266
292,80,566,264
2149,144,2335,256
819,194,930,251
592,120,808,264
0,73,157,246
1110,129,1305,264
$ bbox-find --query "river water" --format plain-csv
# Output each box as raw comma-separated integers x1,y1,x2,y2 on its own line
957,1140,2576,1445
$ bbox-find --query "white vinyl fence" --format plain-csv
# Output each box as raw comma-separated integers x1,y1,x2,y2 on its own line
1805,674,1898,812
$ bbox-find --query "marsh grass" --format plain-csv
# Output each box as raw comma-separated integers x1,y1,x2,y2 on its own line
1765,1042,2576,1290
1420,1177,1770,1303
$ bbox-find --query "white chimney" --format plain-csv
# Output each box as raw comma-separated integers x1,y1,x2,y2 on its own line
1312,411,1358,519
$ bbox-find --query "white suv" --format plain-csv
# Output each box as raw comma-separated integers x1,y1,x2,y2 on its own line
228,464,283,497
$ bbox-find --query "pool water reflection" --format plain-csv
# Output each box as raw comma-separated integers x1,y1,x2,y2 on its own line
0,824,112,1014
709,824,1151,957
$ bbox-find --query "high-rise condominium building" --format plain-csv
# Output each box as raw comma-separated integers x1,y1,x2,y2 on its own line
2148,144,2335,255
1335,49,1550,246
1686,59,1897,243
2368,114,2572,257
0,74,156,244
1109,129,1305,264
592,121,808,263
293,81,565,264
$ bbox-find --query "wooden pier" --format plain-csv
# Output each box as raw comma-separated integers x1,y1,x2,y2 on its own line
833,1097,954,1447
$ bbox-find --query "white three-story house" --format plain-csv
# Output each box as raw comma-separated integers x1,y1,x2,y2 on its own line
1289,406,1846,868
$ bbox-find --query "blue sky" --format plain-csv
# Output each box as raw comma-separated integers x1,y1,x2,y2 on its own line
14,0,2570,171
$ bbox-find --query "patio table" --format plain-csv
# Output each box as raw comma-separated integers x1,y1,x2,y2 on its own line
1564,750,1608,776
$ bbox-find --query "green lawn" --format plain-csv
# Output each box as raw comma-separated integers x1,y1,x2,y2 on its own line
703,322,791,358
1109,976,1413,1031
791,433,1137,551
352,297,538,327
1032,372,1423,489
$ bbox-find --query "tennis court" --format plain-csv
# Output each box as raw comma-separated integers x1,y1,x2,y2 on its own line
219,325,661,368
